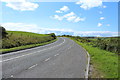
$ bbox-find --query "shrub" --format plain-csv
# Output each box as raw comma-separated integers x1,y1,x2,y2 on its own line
0,26,8,38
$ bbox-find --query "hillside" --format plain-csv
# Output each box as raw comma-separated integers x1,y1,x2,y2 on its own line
1,31,57,53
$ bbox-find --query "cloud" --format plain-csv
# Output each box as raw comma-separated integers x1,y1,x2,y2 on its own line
1,22,118,37
1,22,74,35
1,0,39,11
1,0,25,2
98,23,102,27
76,0,102,10
74,17,85,22
100,17,105,20
64,12,75,18
55,6,69,13
102,5,107,8
60,6,69,12
74,31,119,37
53,15,63,21
52,12,85,22
67,16,76,21
55,10,62,13
1,22,40,33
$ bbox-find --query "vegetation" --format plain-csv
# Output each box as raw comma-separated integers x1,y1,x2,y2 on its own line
1,28,57,53
73,40,118,78
1,39,57,54
59,35,118,78
0,26,8,38
60,35,119,54
49,33,56,39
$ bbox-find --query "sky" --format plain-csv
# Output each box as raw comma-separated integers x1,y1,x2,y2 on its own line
0,0,119,37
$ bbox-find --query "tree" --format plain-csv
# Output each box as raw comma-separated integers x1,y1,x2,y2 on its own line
0,26,8,38
50,33,56,39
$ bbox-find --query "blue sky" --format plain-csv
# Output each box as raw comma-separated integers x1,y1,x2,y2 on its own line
0,0,119,37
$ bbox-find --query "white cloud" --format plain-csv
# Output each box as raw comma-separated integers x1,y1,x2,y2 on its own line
60,6,69,12
67,16,76,21
1,0,25,2
55,6,69,13
64,12,75,18
102,5,107,8
1,23,39,33
76,0,102,10
100,17,105,20
1,22,74,35
98,23,102,27
74,17,85,22
52,12,85,22
55,10,62,13
53,15,63,21
64,12,85,22
1,22,118,37
1,0,39,11
74,31,118,37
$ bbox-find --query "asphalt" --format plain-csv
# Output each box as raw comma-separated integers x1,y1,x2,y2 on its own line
1,37,88,78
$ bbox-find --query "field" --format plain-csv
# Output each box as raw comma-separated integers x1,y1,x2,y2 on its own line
70,37,118,78
1,31,57,53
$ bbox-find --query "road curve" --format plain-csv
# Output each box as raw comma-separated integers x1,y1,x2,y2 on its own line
1,37,88,78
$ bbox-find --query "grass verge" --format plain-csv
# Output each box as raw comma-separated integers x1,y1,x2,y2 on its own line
1,38,57,54
71,38,118,78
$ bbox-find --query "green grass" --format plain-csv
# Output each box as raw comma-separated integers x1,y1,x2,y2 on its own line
71,38,118,78
1,39,57,54
7,31,49,36
1,31,57,54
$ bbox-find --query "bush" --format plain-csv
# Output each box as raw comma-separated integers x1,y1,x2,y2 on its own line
0,26,8,38
49,33,56,39
71,36,119,54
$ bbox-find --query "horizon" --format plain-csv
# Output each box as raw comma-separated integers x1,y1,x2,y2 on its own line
0,0,119,37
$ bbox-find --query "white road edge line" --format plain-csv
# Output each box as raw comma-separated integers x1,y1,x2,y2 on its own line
75,43,90,79
28,64,38,69
0,38,65,62
83,48,90,79
44,58,50,62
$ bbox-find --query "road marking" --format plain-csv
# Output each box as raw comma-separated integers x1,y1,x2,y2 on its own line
67,44,74,50
10,75,13,77
28,64,38,69
68,46,71,50
44,58,50,62
0,38,65,62
54,54,59,56
76,43,90,78
1,53,34,62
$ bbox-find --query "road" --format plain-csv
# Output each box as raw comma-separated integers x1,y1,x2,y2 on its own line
1,37,88,78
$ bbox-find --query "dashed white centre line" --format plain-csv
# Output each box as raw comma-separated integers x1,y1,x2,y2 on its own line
44,58,51,62
54,54,59,56
10,75,13,77
28,64,38,69
0,38,66,63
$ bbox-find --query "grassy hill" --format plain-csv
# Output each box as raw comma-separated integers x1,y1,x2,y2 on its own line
1,31,57,53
